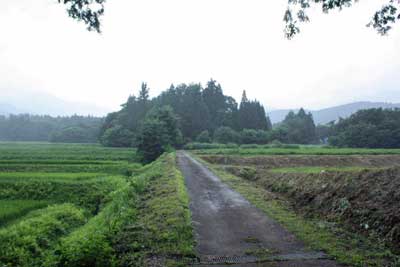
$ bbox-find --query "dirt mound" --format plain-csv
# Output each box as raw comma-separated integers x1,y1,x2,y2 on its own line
226,166,400,252
202,155,400,169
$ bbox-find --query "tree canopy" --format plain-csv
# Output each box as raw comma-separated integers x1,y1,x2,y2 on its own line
284,0,400,39
328,108,400,148
100,79,272,147
58,0,400,38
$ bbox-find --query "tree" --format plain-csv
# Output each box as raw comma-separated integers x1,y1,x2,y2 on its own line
329,108,400,148
239,129,270,144
99,83,153,146
59,0,400,38
238,90,271,131
196,130,212,143
284,0,400,39
135,106,183,163
58,0,105,32
279,108,317,144
203,79,227,131
100,125,134,147
213,126,239,144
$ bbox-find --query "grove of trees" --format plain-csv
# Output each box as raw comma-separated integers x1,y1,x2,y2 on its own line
0,114,102,143
99,80,272,147
328,108,400,148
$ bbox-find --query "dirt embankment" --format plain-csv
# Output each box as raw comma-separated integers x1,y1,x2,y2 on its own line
225,165,400,252
202,155,400,169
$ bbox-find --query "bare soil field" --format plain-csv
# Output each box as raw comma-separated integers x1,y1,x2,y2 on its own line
204,154,400,253
201,154,400,169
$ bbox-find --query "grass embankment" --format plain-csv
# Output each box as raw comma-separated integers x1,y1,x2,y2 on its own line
113,153,195,267
192,153,400,267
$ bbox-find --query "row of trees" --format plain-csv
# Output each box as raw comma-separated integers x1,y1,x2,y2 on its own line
99,80,272,147
195,108,318,145
328,108,400,148
0,114,103,143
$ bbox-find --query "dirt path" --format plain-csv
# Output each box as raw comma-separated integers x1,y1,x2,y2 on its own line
177,151,339,267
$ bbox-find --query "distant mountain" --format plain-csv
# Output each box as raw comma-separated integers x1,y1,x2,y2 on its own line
268,102,400,125
0,88,110,116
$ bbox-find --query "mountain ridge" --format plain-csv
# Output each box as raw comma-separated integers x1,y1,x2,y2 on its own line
268,101,400,125
0,88,110,117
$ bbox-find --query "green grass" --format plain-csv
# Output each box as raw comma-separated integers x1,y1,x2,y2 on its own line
0,143,195,267
0,204,86,267
193,147,400,156
113,153,195,267
191,153,400,267
0,200,49,226
269,166,381,174
0,172,108,182
0,174,127,214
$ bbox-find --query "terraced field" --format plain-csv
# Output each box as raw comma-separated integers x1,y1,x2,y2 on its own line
0,142,195,267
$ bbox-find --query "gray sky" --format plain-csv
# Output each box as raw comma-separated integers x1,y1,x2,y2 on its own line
1,0,400,113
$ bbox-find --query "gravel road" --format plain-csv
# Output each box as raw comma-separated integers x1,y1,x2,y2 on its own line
177,151,339,267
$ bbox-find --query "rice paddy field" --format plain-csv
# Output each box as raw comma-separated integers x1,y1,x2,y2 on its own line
0,142,194,267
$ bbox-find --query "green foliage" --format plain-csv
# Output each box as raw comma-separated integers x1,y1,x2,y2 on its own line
196,130,212,143
238,90,272,131
0,142,144,267
213,126,239,144
0,142,135,161
100,125,134,147
0,174,125,214
136,106,183,163
53,185,136,267
0,204,86,267
50,125,100,143
284,0,400,39
273,108,317,144
101,79,271,146
58,0,105,33
0,115,102,143
239,128,270,144
113,153,195,266
329,108,400,148
0,200,49,226
184,142,239,150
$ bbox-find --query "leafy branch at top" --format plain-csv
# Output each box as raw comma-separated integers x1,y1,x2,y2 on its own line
284,0,400,39
58,0,105,33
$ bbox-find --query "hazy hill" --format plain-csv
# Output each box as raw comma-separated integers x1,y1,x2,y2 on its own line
0,88,110,116
268,102,400,125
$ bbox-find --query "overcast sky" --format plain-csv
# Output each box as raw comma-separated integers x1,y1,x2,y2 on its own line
1,0,400,113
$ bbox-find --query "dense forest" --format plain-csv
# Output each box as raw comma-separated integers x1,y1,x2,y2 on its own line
2,83,399,155
0,114,102,143
99,80,272,148
327,108,400,148
99,80,321,162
